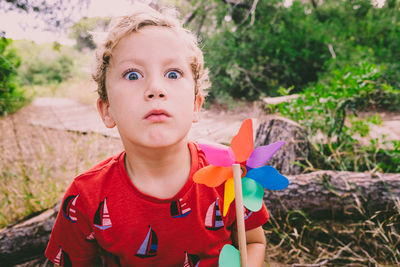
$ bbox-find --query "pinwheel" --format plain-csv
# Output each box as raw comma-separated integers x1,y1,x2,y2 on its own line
193,118,289,267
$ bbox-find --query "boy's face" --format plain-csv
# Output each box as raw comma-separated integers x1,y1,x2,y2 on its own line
98,26,202,149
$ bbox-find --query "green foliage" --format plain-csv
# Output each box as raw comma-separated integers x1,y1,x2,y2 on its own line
0,37,26,115
276,62,400,172
196,0,400,102
12,40,76,86
203,0,330,100
69,16,111,51
26,54,74,85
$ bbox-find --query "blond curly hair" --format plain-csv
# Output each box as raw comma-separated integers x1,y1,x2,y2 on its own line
92,4,210,102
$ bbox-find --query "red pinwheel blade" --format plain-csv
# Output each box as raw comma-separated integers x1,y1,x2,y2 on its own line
193,165,233,187
231,119,254,163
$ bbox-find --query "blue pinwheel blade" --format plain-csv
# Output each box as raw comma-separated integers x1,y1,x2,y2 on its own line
246,166,289,190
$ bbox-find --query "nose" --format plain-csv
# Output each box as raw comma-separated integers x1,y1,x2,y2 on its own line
146,91,166,99
144,77,167,101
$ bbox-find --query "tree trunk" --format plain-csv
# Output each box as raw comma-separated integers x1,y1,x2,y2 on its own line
0,203,59,266
1,171,399,265
264,171,400,219
255,116,310,175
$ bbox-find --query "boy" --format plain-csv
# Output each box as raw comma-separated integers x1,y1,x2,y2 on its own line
45,4,268,267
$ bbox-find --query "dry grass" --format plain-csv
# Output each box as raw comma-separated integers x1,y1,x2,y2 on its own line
263,199,400,266
0,104,122,227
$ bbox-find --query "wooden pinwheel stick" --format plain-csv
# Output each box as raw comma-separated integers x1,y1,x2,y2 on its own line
232,163,248,267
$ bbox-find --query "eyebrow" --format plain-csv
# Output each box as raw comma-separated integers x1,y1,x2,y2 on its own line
116,57,186,67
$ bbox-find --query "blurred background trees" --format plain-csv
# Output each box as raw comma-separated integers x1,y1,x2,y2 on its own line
180,0,400,102
0,36,23,115
1,0,399,106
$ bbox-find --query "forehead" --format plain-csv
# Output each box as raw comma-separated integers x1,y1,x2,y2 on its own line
110,26,193,66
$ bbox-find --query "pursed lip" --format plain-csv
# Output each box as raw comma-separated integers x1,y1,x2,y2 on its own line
144,109,171,121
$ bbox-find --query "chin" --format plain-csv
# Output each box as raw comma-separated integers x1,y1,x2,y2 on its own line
146,134,188,149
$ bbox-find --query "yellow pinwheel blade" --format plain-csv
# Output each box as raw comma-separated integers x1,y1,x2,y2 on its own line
223,177,235,216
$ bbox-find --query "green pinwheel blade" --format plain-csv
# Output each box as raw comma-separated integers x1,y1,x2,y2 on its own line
242,177,264,212
219,244,241,267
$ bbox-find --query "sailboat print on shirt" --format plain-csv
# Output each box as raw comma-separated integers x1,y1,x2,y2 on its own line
62,194,79,223
135,226,158,258
205,197,224,230
93,197,112,230
170,198,192,218
183,251,200,267
85,232,96,242
244,207,253,220
54,247,72,267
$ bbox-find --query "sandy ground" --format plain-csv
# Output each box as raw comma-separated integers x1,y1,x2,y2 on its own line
29,97,269,144
29,97,400,145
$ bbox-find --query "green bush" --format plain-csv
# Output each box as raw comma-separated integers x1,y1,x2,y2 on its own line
12,40,76,86
203,0,330,101
276,62,400,172
199,0,399,102
0,37,25,115
25,54,74,85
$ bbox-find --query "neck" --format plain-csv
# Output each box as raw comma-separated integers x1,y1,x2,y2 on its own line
123,140,192,199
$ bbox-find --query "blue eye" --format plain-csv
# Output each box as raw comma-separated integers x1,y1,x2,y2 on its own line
124,71,143,80
166,70,181,79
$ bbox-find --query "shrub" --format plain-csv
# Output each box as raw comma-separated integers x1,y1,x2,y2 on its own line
0,37,25,115
25,54,74,85
12,40,76,86
203,0,330,101
276,62,400,172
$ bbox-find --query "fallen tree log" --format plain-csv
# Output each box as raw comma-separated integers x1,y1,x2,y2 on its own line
264,170,400,219
0,203,59,266
1,171,399,265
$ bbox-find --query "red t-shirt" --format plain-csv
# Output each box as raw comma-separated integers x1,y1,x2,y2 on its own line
45,142,269,266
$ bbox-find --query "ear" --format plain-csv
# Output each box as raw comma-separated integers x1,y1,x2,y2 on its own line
97,98,116,128
193,94,203,123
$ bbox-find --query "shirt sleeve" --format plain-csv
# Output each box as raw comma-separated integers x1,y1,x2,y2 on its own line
244,202,269,231
45,182,98,266
225,198,269,231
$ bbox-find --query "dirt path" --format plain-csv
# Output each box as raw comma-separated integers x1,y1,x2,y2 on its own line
30,97,267,144
30,97,400,146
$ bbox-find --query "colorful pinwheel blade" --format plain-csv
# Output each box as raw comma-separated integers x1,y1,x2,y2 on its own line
246,166,289,190
247,141,286,169
218,244,241,267
198,143,235,167
193,165,232,187
231,119,254,163
242,177,264,212
223,178,235,216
